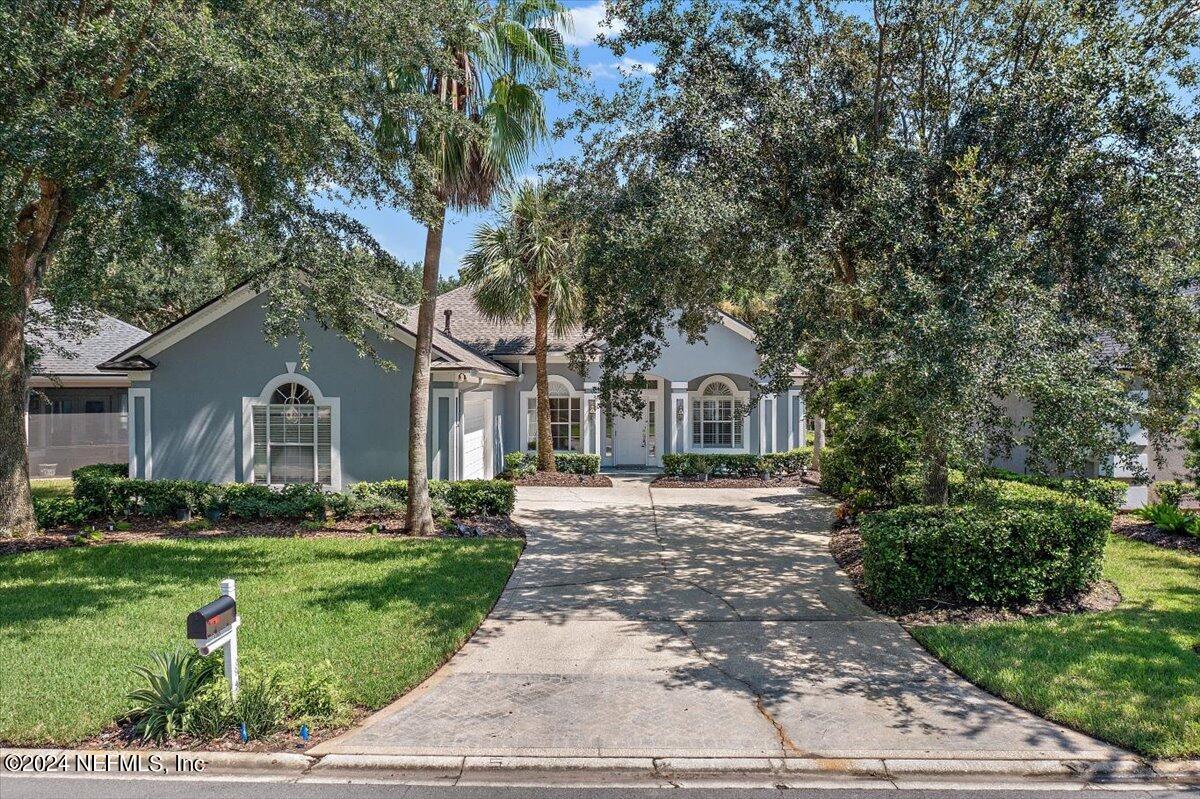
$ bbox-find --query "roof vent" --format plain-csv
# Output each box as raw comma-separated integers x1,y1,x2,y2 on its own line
443,308,452,334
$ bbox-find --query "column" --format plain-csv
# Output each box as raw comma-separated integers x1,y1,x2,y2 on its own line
670,381,688,452
584,382,600,456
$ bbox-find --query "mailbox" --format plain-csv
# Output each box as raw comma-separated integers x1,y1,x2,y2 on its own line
187,595,237,642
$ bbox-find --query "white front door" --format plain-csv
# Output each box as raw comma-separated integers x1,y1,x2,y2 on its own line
611,399,660,467
461,394,491,479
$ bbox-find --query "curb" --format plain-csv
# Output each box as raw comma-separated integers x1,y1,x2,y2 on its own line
3,748,1196,786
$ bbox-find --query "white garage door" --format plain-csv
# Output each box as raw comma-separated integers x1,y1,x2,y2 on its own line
461,395,491,480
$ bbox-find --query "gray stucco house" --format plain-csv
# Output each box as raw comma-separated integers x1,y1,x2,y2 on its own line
101,283,808,489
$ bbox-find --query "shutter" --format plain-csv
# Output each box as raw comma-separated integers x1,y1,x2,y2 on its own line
253,405,268,484
691,400,701,446
317,406,332,485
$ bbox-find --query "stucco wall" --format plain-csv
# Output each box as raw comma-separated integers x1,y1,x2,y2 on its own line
144,294,439,485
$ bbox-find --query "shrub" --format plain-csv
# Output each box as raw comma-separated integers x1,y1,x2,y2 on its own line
232,666,288,740
33,496,90,529
503,451,536,477
222,483,325,520
757,447,812,476
984,468,1127,513
351,479,514,516
71,463,128,481
553,453,601,475
818,427,913,503
182,678,234,739
662,452,765,477
1154,480,1197,508
861,481,1111,611
1135,501,1200,536
126,649,222,742
279,661,351,727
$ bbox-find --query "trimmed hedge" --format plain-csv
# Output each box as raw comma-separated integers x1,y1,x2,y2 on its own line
663,453,764,478
33,496,90,529
984,468,1127,512
502,451,600,476
66,467,515,526
860,481,1111,611
351,479,515,516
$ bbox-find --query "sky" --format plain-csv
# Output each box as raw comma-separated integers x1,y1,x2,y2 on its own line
316,1,650,279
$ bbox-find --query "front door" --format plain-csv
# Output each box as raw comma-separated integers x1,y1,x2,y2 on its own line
612,399,660,467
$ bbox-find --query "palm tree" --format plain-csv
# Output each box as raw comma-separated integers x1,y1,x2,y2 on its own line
462,181,581,472
384,0,569,534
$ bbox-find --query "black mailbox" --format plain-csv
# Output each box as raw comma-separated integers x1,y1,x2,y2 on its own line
187,595,237,641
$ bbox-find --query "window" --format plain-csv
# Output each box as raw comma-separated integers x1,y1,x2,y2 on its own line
252,381,332,485
526,393,583,452
691,379,744,449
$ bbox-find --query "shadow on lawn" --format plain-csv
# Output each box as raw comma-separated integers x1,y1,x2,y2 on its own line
0,541,276,637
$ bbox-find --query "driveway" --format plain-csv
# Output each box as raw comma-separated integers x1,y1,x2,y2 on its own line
318,476,1117,760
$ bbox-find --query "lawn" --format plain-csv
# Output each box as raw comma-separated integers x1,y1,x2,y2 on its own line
0,535,521,745
30,477,73,500
911,536,1199,759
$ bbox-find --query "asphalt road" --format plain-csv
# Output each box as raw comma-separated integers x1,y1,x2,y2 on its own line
3,777,1197,799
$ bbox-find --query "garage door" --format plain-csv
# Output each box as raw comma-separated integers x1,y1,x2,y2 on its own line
461,395,491,480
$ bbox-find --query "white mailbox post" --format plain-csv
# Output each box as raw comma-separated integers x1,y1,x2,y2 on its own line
187,578,241,696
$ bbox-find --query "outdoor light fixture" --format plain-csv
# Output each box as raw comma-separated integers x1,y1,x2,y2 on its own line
676,400,685,423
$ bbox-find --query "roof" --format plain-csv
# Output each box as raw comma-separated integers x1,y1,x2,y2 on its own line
28,300,149,376
100,281,515,378
420,286,592,355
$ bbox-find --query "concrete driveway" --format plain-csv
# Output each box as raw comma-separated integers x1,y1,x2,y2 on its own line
318,476,1117,760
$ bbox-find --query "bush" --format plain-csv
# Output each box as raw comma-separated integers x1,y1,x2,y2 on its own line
33,496,90,529
126,649,222,742
219,483,325,520
818,427,913,503
1135,501,1200,536
985,468,1127,512
552,453,600,475
661,453,762,478
757,447,812,476
279,661,350,727
351,478,515,516
182,678,234,739
232,666,289,740
1154,480,1198,508
861,481,1111,612
503,451,535,477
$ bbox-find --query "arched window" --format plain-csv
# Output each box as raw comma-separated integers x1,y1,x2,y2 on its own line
525,376,583,452
251,379,333,486
692,377,744,449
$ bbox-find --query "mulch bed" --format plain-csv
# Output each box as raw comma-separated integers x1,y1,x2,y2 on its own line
0,514,524,557
829,524,1121,626
1112,513,1200,554
79,707,371,753
652,474,810,489
509,472,612,487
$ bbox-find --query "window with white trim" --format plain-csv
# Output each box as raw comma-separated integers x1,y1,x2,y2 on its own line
252,382,332,485
527,380,583,452
691,380,744,449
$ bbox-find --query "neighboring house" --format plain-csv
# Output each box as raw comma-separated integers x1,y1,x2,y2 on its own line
25,301,149,477
99,283,809,489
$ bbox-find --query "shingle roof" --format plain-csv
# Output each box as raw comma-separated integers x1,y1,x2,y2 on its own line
369,292,515,376
418,286,591,355
27,300,149,376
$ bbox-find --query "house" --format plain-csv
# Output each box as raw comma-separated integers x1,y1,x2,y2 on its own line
25,301,149,477
98,283,808,489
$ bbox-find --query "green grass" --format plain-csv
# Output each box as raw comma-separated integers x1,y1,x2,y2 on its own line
30,477,73,500
0,536,521,745
911,536,1200,759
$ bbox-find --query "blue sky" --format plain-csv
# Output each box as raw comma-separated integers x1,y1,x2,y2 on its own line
317,1,647,279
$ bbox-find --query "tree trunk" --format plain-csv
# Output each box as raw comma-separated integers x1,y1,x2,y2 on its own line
922,429,950,506
405,205,445,536
533,296,556,472
0,307,33,537
812,415,826,472
3,180,66,537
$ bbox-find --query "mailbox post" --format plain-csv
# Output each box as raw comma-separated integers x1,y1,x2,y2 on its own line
187,578,240,696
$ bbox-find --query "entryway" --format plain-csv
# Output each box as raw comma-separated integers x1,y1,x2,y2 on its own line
610,397,662,468
461,393,493,479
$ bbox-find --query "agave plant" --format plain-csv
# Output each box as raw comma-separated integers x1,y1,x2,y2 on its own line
126,649,221,742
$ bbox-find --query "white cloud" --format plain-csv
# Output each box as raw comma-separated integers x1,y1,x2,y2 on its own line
587,56,657,80
562,1,625,47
